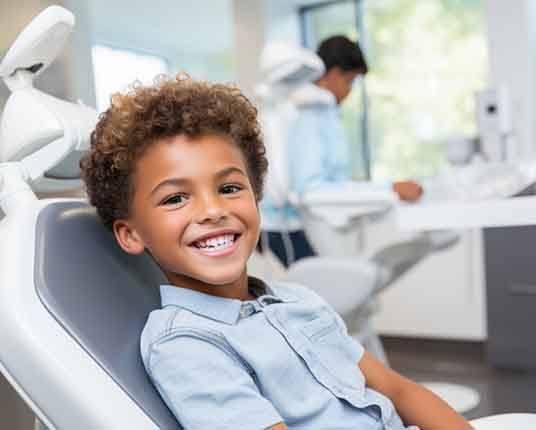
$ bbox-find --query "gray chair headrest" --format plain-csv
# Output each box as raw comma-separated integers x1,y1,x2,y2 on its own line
34,201,181,429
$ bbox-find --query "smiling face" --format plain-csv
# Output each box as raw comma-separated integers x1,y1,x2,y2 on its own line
113,134,261,300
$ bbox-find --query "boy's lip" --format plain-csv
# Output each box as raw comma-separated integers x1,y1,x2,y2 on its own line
187,228,241,246
190,235,240,258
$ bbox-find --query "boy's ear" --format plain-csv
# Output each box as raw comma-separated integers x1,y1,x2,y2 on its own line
113,219,145,255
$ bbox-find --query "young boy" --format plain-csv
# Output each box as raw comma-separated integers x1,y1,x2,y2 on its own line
81,75,471,430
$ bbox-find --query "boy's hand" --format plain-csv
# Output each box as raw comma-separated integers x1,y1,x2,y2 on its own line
393,180,423,202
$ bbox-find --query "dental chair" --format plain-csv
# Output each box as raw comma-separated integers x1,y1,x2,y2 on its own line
0,7,534,429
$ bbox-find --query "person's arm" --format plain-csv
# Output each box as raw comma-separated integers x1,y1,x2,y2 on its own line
359,351,472,430
266,423,288,430
393,180,423,202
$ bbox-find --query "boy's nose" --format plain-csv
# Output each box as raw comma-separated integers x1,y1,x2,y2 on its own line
194,193,228,224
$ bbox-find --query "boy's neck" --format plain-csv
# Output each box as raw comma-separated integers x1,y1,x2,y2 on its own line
165,270,256,301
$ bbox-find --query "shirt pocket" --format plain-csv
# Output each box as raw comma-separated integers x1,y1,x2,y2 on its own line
299,310,365,391
300,311,340,342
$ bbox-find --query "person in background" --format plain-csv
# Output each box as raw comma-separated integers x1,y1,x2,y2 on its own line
260,35,422,267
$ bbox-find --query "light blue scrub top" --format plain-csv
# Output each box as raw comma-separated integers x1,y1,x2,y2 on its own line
140,278,413,430
260,97,351,231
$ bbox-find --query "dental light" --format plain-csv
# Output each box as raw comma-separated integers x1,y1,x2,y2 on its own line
0,5,97,216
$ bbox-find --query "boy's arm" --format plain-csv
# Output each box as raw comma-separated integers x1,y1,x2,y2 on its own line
359,351,472,430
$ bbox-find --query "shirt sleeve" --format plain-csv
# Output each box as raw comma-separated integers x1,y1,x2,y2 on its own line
321,108,351,182
288,108,349,196
146,329,283,430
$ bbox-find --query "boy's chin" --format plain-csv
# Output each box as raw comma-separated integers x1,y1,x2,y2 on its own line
201,269,246,287
164,262,248,289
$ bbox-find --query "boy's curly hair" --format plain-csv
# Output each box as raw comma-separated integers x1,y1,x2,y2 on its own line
80,74,267,228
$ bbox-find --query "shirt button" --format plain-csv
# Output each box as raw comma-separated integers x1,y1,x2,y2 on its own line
240,304,254,317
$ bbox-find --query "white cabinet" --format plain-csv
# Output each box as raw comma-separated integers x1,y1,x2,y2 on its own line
362,214,487,340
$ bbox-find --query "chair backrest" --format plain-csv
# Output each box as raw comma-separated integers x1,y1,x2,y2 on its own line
34,201,181,429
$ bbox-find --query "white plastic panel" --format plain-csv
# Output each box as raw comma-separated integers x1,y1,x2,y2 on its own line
0,199,157,429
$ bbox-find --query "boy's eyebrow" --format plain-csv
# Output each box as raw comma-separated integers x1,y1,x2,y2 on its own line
150,166,247,196
215,166,248,180
150,178,189,196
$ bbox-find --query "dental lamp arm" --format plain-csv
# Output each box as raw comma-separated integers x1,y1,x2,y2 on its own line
1,84,97,183
0,6,97,215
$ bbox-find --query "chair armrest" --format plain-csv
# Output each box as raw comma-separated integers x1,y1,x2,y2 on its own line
284,256,379,317
300,183,398,229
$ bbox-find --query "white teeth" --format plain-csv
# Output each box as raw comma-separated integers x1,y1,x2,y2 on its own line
195,234,235,251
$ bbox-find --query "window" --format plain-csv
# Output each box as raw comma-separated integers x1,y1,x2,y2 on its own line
300,0,369,179
91,45,169,112
300,0,488,181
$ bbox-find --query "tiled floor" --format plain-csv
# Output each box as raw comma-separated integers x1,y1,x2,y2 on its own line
383,337,536,421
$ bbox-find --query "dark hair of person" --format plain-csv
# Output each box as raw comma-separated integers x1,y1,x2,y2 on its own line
317,35,368,74
80,74,267,229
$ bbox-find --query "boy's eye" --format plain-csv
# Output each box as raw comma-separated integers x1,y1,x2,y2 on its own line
162,194,187,205
220,184,242,194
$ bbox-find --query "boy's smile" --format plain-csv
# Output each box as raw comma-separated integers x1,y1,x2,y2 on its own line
113,134,260,300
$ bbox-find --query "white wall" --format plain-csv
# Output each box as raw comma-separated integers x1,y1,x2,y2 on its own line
84,0,235,85
61,0,97,107
484,0,536,159
233,0,265,99
263,1,301,45
231,0,301,100
528,1,536,158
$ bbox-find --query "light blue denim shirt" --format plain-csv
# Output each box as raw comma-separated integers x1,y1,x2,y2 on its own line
140,277,413,430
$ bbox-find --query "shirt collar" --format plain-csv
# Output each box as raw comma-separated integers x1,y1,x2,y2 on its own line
160,277,296,325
